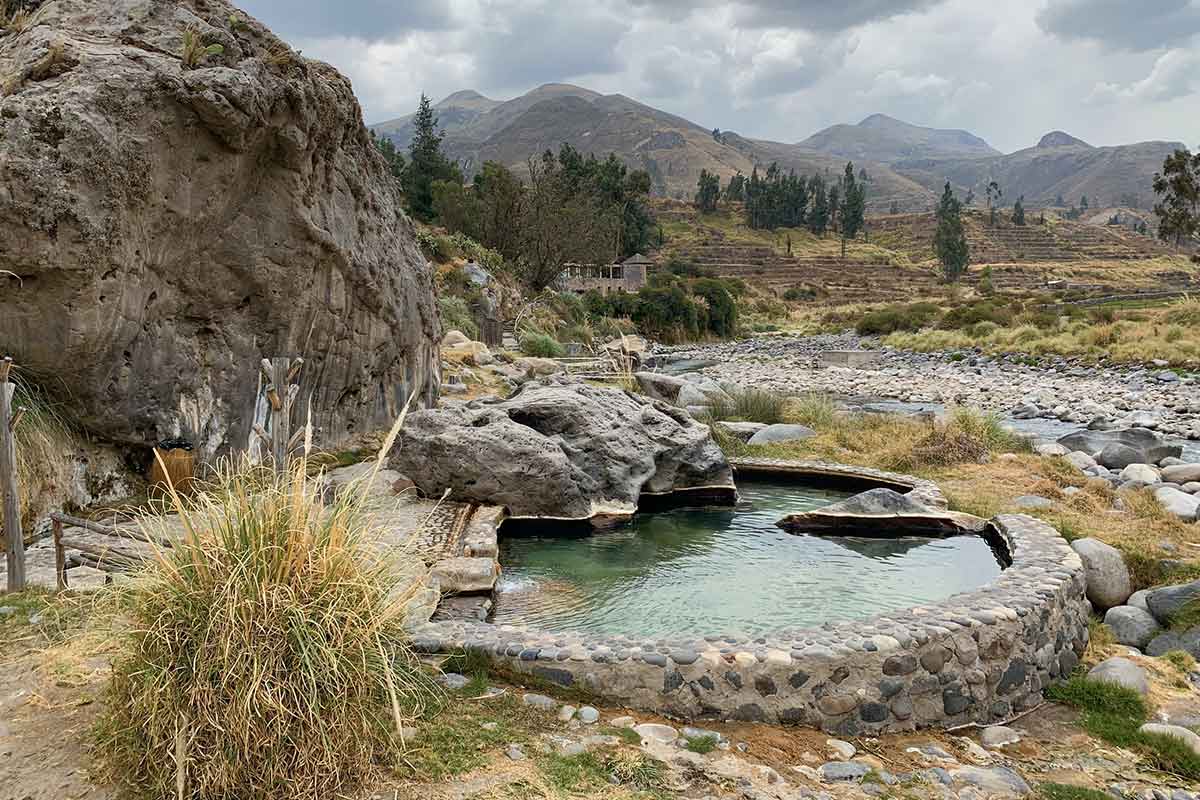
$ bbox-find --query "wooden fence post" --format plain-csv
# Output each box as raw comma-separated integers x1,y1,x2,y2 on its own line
1,356,26,592
254,356,303,474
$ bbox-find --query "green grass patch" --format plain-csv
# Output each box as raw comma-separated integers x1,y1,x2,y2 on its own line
519,332,566,358
706,387,788,425
404,695,538,781
683,734,718,754
1039,782,1112,800
1046,676,1200,779
602,725,644,745
1168,599,1200,631
538,752,610,793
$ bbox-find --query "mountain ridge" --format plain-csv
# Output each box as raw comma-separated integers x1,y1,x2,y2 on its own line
370,83,1185,211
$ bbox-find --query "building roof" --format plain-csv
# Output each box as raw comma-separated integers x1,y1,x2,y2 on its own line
621,253,653,265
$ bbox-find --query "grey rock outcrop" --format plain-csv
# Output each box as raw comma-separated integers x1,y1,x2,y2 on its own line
1069,538,1132,610
0,0,440,456
1145,627,1200,658
1056,429,1182,469
777,488,985,537
390,379,735,520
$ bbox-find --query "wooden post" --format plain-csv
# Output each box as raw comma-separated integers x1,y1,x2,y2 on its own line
1,356,25,592
52,517,65,590
258,356,303,474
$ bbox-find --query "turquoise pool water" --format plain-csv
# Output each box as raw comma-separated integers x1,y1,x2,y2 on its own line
492,479,1006,637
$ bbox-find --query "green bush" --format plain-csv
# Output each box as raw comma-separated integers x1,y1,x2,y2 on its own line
634,284,701,341
692,278,738,338
856,302,940,335
519,332,566,358
940,301,1014,330
783,285,817,302
438,296,479,340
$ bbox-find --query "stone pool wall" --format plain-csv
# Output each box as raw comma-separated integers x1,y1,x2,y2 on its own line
409,462,1090,734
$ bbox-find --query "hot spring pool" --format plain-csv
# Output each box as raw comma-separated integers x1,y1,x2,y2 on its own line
492,479,1007,637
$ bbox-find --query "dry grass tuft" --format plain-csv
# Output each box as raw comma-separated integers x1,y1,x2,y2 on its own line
92,449,438,800
4,374,74,541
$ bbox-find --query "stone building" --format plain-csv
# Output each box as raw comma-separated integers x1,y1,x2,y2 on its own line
562,253,654,295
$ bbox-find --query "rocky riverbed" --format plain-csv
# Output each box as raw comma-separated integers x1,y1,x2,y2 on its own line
658,334,1200,442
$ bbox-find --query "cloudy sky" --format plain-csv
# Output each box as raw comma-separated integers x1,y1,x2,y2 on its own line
237,0,1199,153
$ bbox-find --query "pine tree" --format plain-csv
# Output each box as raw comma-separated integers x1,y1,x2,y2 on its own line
808,175,829,235
695,169,721,212
934,182,969,282
839,162,866,253
1013,196,1026,226
403,93,462,221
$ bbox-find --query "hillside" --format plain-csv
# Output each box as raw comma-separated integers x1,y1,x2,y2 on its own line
797,113,999,162
371,84,936,210
891,134,1186,209
372,84,1185,214
653,200,1195,301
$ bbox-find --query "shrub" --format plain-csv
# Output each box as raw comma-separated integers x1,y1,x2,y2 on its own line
438,296,479,340
977,265,995,296
905,426,989,468
707,387,787,425
940,301,1013,330
1088,306,1116,324
692,278,738,338
520,332,566,358
5,375,74,538
783,285,816,302
93,456,437,800
790,392,837,428
633,284,701,341
856,302,940,335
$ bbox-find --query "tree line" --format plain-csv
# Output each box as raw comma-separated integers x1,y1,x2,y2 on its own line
376,94,655,290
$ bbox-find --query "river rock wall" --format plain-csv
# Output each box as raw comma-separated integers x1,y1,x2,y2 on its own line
412,512,1089,734
0,0,439,456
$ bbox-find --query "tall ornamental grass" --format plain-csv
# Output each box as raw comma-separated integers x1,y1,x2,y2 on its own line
94,425,437,799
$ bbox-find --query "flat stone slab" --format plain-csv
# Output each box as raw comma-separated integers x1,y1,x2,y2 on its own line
430,556,499,593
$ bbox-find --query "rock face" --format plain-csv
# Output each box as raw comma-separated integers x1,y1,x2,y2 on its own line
1056,429,1182,469
0,0,440,456
776,488,986,537
1069,538,1132,610
390,379,735,520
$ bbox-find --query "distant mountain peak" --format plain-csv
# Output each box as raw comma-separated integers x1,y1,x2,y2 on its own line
440,89,491,105
1037,131,1092,148
859,113,901,127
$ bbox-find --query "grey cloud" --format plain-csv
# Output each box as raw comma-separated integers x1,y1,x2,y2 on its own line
471,5,630,90
235,0,452,40
1036,0,1200,51
629,0,945,30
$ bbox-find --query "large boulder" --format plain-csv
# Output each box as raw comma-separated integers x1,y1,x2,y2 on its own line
1102,606,1161,649
1056,429,1182,470
746,424,816,446
1162,464,1200,484
1153,486,1200,521
777,488,984,537
1086,657,1149,695
1146,580,1200,625
1069,538,1132,610
0,0,440,457
1145,627,1200,658
390,379,735,520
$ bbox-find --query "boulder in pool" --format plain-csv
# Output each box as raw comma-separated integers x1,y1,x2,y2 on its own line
391,378,735,520
1056,429,1181,469
776,488,985,537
